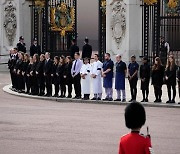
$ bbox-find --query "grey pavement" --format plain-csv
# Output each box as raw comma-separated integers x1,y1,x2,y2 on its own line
0,72,180,154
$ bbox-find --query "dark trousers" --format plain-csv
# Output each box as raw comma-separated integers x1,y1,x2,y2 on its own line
31,76,38,95
153,85,162,101
178,81,180,98
60,81,66,96
17,74,25,91
10,70,16,89
67,83,72,97
54,84,59,96
73,73,81,97
45,75,52,96
24,75,29,92
26,76,32,93
129,78,138,100
167,83,176,101
141,80,149,100
37,76,45,95
11,71,18,89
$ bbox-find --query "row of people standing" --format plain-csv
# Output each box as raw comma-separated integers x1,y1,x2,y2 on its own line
8,47,180,103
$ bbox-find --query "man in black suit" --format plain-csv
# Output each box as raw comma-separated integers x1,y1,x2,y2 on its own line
70,39,79,59
17,36,26,53
30,38,41,56
8,48,18,90
82,37,92,60
44,52,53,97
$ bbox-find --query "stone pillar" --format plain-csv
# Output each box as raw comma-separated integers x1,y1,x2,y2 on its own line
106,0,142,63
0,0,31,71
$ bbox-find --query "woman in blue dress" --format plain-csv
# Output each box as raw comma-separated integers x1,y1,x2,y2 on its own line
115,55,127,102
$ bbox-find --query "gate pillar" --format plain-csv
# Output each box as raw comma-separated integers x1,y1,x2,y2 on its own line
106,0,142,63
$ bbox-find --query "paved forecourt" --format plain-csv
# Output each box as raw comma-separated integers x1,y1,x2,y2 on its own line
0,72,180,154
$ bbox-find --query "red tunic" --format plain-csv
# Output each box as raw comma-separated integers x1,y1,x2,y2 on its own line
119,132,153,154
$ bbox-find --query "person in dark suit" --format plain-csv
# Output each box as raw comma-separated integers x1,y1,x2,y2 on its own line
164,55,178,103
36,54,45,96
9,48,19,90
82,37,92,60
56,56,66,97
30,38,41,56
128,55,139,102
140,57,150,102
17,36,26,53
51,56,59,97
22,53,30,93
30,54,39,95
14,52,25,93
159,36,170,66
26,57,33,94
8,48,18,90
44,52,53,97
151,57,165,103
64,56,73,98
70,39,79,59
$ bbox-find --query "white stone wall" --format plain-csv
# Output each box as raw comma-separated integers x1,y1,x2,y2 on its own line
106,0,142,64
0,0,31,71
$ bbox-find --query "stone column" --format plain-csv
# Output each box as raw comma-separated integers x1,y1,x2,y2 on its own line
106,0,142,63
0,0,31,70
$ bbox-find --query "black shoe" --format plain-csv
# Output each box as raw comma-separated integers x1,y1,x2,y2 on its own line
122,99,126,102
154,99,158,103
59,95,64,98
166,100,171,103
108,98,113,101
158,99,162,102
67,95,72,98
18,90,23,93
53,94,58,97
76,96,81,99
114,99,121,101
141,99,145,102
82,97,89,100
171,100,175,103
129,99,133,102
91,97,96,100
103,98,109,101
97,97,101,100
145,98,148,102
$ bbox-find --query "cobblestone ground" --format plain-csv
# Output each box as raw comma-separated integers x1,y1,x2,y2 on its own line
0,72,180,154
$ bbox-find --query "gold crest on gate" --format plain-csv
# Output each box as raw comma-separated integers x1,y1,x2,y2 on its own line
50,3,75,36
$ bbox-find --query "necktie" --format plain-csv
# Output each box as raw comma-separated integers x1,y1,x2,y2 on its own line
73,60,77,71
